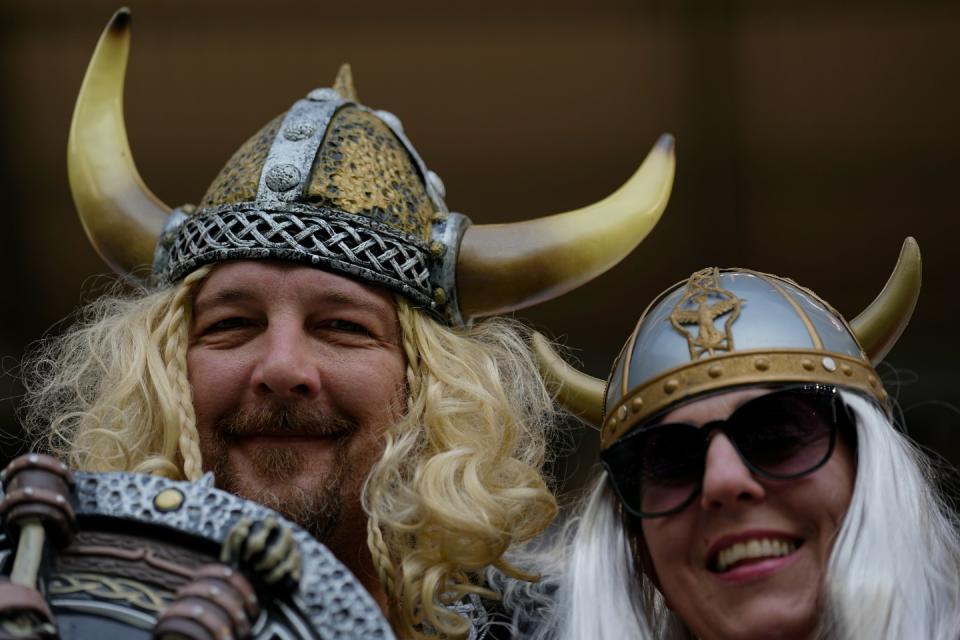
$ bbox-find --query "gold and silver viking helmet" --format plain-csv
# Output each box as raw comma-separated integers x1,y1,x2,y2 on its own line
534,239,921,448
68,9,676,325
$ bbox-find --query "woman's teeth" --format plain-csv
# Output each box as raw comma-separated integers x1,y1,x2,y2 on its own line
714,538,797,572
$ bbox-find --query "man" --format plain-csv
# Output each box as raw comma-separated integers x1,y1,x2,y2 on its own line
21,9,675,638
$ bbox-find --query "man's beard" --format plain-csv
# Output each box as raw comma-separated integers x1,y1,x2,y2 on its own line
199,403,358,542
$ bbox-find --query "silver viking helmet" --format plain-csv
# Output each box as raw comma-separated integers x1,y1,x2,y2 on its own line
68,9,676,325
534,238,921,448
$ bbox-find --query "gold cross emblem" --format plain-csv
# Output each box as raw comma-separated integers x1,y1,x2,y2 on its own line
670,268,742,359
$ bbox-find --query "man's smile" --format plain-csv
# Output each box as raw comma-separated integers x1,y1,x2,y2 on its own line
230,432,349,449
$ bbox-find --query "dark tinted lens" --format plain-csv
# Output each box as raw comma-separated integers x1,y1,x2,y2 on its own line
730,390,836,477
603,424,705,516
634,426,703,515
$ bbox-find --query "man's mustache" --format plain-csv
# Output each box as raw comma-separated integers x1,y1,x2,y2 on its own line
215,403,358,439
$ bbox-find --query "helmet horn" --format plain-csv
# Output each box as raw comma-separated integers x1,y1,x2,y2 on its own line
531,332,605,426
850,237,921,365
68,8,170,279
456,134,676,318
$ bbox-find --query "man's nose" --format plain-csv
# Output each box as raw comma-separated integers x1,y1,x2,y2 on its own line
699,433,766,511
250,324,322,400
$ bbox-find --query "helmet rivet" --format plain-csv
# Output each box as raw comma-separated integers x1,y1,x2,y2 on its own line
663,379,679,394
631,397,643,412
707,364,722,378
821,357,837,372
265,164,301,192
430,241,446,257
801,358,815,371
607,416,618,430
433,288,447,305
841,363,853,376
283,120,317,141
753,357,770,371
867,375,877,387
154,488,185,512
617,405,628,421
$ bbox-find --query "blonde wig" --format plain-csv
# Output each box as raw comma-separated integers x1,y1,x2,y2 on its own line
363,299,559,638
22,267,211,479
514,391,960,640
21,270,559,640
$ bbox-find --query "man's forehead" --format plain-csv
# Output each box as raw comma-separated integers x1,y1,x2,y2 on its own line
193,260,396,314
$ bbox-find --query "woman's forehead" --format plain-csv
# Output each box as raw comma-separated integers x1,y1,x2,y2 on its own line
661,387,772,427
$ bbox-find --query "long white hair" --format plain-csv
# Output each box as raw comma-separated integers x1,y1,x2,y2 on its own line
514,391,960,640
823,393,960,639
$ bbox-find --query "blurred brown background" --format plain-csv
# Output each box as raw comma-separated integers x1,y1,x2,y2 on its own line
1,1,957,493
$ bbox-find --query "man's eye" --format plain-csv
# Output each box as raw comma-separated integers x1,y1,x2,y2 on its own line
326,319,371,335
207,317,255,332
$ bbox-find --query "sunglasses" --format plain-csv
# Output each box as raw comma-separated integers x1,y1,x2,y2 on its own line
600,385,851,518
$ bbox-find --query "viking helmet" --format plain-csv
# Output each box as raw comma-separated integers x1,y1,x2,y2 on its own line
534,239,921,448
68,9,676,325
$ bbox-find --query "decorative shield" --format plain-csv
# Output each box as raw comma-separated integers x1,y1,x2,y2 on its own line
0,454,395,640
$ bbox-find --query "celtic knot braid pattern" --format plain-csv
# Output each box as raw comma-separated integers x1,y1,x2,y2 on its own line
163,204,437,309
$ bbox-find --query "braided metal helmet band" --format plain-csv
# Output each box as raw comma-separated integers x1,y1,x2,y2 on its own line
155,202,444,312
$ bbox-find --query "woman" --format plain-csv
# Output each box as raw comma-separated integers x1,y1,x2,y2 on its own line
522,238,960,639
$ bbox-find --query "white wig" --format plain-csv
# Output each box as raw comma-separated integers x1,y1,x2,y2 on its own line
516,391,960,640
823,392,960,639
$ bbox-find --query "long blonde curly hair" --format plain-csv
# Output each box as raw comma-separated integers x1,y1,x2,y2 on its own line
21,267,559,639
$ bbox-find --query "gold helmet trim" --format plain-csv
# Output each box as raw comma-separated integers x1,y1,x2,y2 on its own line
599,349,883,448
68,10,675,322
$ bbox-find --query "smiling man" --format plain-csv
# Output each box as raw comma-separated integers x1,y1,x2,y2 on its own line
188,263,414,561
19,10,675,639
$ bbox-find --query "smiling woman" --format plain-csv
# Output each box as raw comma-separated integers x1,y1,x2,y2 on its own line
630,385,858,639
515,247,960,640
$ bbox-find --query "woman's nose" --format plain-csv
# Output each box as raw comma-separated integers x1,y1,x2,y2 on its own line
700,433,766,511
250,325,322,401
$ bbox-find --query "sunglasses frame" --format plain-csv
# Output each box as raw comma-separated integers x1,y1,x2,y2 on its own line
601,384,850,519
